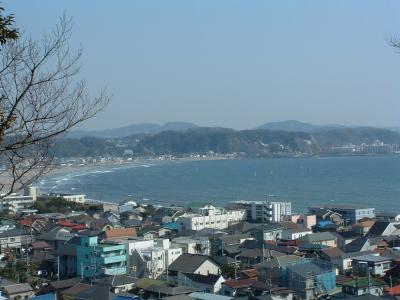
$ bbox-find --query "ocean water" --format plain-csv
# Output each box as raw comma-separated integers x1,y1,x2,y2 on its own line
38,156,400,213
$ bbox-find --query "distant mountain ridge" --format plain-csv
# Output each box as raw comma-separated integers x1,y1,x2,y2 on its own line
55,125,400,158
66,122,198,138
257,120,346,132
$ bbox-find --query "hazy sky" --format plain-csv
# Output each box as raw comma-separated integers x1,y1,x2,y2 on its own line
4,1,400,130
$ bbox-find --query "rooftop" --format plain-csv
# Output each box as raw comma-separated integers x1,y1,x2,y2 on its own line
353,254,392,263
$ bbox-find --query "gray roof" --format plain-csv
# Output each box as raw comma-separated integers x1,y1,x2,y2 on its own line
340,250,373,259
0,277,16,288
218,233,252,245
189,292,233,300
169,254,218,273
49,278,81,290
287,262,328,276
254,255,304,269
343,237,380,253
368,221,390,236
352,254,392,263
94,275,137,287
182,273,222,285
297,232,336,243
0,228,30,238
144,284,198,295
62,283,115,300
36,227,72,241
3,283,33,294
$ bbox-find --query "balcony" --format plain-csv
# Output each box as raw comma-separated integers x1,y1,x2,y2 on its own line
104,266,126,275
100,254,126,264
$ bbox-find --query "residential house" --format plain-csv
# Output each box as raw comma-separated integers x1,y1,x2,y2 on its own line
281,223,312,240
343,237,380,253
60,283,115,300
172,236,210,255
318,248,375,273
0,228,33,254
309,205,375,225
352,254,392,276
352,220,376,236
286,262,336,300
249,224,283,242
220,278,259,297
143,285,197,299
36,226,73,251
309,208,345,226
1,283,34,300
341,277,385,296
94,274,137,293
296,232,337,247
254,255,306,284
177,273,225,294
212,233,254,256
168,254,220,279
368,221,400,237
37,278,81,296
334,231,362,249
287,214,317,229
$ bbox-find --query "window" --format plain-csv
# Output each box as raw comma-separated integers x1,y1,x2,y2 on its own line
383,263,390,270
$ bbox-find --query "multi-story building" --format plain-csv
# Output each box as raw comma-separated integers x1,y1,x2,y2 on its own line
0,186,38,214
178,205,246,231
247,201,292,223
308,205,375,225
171,236,210,255
76,231,127,278
130,238,182,279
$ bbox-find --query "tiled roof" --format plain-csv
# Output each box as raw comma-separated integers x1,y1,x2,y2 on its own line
222,278,258,289
104,228,137,239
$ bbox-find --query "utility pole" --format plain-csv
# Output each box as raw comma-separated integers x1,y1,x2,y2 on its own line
57,256,60,281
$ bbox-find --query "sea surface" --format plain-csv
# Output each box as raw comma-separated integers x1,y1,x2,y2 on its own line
38,156,400,213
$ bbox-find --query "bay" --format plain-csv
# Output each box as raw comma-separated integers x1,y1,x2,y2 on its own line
38,156,400,213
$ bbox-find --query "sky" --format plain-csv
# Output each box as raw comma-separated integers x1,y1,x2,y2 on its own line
4,1,400,130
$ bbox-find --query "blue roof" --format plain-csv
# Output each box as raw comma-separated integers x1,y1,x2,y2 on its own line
316,220,334,227
31,294,56,300
114,296,140,300
162,222,181,230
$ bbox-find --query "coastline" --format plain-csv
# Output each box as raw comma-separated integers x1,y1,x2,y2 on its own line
43,155,235,179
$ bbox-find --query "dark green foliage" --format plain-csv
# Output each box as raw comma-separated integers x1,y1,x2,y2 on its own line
220,263,238,279
314,127,400,148
54,127,400,158
33,197,103,214
0,7,18,45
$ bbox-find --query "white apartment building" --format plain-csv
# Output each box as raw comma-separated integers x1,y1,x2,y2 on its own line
129,238,182,279
248,201,292,223
0,186,38,213
178,205,246,231
171,236,210,255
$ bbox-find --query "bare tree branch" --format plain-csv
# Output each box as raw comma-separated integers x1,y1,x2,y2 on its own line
0,14,110,196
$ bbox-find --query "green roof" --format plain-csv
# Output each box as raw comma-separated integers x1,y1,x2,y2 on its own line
342,277,385,288
135,278,167,289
